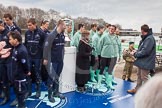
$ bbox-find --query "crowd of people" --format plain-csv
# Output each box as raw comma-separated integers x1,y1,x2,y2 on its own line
0,13,157,108
0,13,67,108
73,23,122,92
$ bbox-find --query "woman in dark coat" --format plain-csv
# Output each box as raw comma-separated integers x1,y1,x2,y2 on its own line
75,30,92,92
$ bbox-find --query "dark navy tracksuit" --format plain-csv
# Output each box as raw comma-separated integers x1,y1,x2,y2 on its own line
0,28,10,82
44,28,65,95
4,22,21,34
24,27,46,97
0,29,12,99
24,27,46,83
0,22,22,105
2,22,21,82
50,32,65,77
40,28,50,35
11,43,30,108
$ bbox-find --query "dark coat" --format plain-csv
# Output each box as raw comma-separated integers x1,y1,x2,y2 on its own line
4,22,21,34
24,27,46,59
12,44,30,80
43,28,65,80
0,28,12,63
134,31,156,70
76,40,92,70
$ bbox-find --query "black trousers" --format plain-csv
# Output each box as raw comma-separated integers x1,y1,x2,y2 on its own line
90,55,101,70
100,57,117,75
98,55,101,69
0,63,11,87
47,61,64,92
90,55,96,67
75,66,90,87
29,58,42,83
0,64,4,82
14,80,27,108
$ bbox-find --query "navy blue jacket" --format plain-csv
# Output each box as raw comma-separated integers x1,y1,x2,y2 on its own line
0,28,9,47
4,22,21,34
134,31,156,70
51,33,65,62
12,44,30,80
44,29,50,34
40,28,50,42
43,28,65,62
77,40,92,70
24,27,46,59
0,28,12,63
40,28,50,35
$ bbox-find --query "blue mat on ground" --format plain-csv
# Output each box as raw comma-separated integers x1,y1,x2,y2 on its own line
0,78,135,108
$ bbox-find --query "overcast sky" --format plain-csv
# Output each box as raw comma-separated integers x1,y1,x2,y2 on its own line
0,0,161,32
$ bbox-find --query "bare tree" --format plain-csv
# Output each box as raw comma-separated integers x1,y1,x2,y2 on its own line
0,3,110,32
115,24,122,30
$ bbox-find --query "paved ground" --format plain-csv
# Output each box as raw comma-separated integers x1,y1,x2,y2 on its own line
114,59,162,81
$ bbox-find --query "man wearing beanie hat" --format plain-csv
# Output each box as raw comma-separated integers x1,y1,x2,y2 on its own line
122,41,135,82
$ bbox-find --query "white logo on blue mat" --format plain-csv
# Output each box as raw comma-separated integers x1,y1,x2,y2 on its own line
26,91,67,108
102,94,133,105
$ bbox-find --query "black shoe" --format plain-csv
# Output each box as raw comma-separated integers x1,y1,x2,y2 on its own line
0,87,10,105
53,93,65,99
25,77,32,99
0,91,5,98
17,99,26,108
122,75,126,80
48,87,55,103
35,91,41,98
77,87,82,92
25,92,32,99
150,69,155,77
0,97,9,105
127,78,134,82
35,82,41,98
77,87,86,93
52,82,65,99
10,98,18,106
16,105,27,108
48,97,55,103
